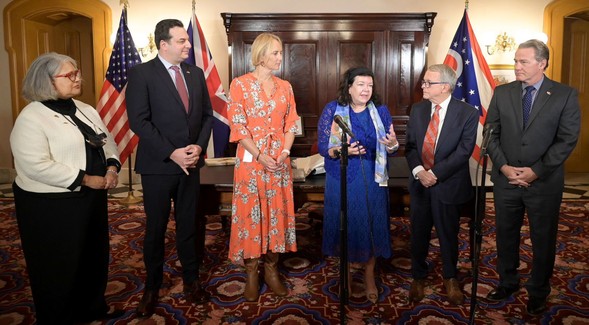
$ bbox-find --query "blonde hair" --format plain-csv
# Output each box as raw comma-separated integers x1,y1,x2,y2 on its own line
251,33,282,67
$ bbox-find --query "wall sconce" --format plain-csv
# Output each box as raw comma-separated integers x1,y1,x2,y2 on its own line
137,33,157,59
486,32,517,55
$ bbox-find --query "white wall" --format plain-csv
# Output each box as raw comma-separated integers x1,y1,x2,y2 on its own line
0,0,552,168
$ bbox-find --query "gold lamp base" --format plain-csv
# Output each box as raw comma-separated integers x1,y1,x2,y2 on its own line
119,191,143,205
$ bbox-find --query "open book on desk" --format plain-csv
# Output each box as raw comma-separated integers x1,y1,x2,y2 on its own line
291,154,324,182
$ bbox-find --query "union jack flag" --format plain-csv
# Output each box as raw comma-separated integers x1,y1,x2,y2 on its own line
443,9,496,175
185,11,229,158
96,8,141,164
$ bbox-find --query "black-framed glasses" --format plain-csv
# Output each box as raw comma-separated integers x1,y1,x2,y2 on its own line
54,69,81,82
421,80,448,88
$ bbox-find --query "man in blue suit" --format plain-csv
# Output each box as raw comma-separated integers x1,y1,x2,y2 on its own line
485,39,580,316
126,19,214,318
405,64,478,305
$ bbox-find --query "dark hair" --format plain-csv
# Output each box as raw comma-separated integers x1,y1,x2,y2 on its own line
336,67,381,107
518,39,550,70
154,19,184,50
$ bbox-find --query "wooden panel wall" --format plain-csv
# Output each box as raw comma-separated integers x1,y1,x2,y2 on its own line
221,13,436,157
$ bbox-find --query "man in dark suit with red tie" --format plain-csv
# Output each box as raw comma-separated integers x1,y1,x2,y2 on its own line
405,64,478,306
484,39,580,316
126,19,214,318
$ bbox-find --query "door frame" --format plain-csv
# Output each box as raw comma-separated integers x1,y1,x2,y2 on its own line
544,0,589,80
4,0,111,120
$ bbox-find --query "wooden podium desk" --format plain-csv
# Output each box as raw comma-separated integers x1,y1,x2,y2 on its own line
199,157,410,216
199,165,327,216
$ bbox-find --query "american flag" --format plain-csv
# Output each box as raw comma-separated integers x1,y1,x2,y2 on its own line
185,11,230,158
443,9,496,175
96,8,141,164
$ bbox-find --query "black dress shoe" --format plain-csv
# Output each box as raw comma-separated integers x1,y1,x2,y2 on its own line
184,281,211,304
527,296,547,316
486,286,519,301
136,290,158,318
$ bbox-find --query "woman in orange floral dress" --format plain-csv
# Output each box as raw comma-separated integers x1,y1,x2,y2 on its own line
227,33,299,302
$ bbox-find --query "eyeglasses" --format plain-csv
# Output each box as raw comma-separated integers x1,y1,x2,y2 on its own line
84,131,107,148
421,80,448,88
54,69,81,82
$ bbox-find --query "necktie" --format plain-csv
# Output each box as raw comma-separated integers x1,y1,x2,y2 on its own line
170,66,189,112
422,105,441,170
522,85,535,128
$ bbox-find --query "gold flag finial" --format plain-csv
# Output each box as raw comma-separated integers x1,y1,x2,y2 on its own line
465,0,469,10
120,0,129,9
192,0,196,12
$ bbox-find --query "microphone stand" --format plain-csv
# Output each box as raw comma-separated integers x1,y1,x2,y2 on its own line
469,145,489,324
339,133,350,325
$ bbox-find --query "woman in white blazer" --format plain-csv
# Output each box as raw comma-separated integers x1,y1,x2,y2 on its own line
10,52,123,324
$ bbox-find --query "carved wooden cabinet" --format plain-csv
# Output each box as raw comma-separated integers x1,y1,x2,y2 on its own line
221,13,436,157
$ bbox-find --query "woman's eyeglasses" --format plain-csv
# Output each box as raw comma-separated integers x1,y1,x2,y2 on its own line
54,69,81,82
84,132,107,148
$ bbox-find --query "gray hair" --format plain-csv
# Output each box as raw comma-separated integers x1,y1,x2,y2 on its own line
22,52,78,102
518,39,549,70
428,64,458,92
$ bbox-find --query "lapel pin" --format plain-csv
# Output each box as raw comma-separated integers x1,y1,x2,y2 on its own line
547,91,551,95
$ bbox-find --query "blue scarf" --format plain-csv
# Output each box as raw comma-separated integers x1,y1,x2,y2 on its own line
328,102,388,186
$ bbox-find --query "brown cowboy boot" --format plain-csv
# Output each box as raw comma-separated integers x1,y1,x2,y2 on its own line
243,258,260,301
264,252,288,296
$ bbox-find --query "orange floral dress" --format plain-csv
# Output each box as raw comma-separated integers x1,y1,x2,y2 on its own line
227,73,299,264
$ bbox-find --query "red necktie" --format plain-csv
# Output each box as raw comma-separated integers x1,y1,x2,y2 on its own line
170,66,189,112
422,105,441,170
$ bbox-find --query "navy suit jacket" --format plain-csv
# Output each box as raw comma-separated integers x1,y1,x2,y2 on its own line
126,57,214,174
486,77,580,194
405,97,479,205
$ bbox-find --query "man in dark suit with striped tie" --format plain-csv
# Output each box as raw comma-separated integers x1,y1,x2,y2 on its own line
484,39,580,316
126,18,214,318
405,64,479,306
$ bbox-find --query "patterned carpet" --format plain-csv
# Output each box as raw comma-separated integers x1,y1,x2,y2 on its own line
0,199,588,324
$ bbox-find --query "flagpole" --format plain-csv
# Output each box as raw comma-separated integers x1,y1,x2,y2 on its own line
119,154,142,205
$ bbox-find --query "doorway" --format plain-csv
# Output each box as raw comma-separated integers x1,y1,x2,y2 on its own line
545,0,589,172
562,14,589,172
4,0,111,119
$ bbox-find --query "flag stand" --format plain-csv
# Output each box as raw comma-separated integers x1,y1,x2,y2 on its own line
118,155,142,205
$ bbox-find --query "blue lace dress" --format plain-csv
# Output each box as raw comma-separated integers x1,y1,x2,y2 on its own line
318,100,392,263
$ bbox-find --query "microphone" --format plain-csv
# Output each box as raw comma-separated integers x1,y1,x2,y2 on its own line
334,115,355,138
480,123,497,156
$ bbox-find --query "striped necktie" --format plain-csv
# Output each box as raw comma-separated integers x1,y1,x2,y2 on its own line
422,105,441,170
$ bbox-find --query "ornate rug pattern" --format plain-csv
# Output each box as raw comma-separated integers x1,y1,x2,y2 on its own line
1,199,588,324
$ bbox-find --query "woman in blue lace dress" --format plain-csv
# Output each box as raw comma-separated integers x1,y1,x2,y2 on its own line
318,67,398,304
